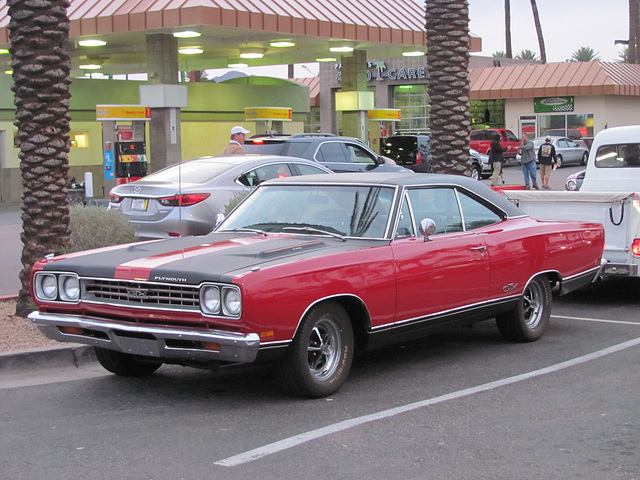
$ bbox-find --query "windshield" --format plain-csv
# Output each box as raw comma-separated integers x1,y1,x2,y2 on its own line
219,184,396,238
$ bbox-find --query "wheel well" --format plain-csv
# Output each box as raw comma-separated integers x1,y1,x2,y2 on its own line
541,271,561,292
320,296,370,352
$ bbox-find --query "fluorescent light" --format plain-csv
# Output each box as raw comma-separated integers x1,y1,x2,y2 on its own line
78,39,106,47
240,48,266,59
316,57,337,62
228,62,249,68
402,50,425,57
79,64,101,70
179,48,203,55
329,46,354,53
270,41,295,48
0,49,9,55
173,31,201,39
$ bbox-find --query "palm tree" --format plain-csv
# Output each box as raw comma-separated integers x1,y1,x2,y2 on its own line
505,0,512,58
529,0,547,63
425,0,471,176
492,51,507,58
569,47,601,62
618,46,631,63
515,49,539,61
8,0,72,316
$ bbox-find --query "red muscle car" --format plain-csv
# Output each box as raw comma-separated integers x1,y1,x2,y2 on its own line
29,173,605,397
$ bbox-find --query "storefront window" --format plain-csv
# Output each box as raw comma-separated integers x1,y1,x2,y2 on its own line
69,131,89,148
470,99,505,129
539,114,593,139
394,85,429,133
304,107,321,133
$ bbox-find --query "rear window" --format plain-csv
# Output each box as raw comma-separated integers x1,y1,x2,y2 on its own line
244,140,311,159
139,159,233,184
382,136,417,154
595,143,640,168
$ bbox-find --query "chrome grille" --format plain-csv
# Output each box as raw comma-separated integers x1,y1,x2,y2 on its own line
83,279,199,311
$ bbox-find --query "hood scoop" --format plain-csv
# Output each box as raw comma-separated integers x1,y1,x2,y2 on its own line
257,240,326,259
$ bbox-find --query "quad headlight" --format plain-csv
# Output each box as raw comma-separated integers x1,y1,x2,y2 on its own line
34,272,80,303
200,284,241,318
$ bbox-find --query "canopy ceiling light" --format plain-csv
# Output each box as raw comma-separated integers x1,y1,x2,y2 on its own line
270,41,295,48
0,49,9,55
228,62,249,68
239,48,267,59
79,64,102,70
402,49,425,57
178,47,203,55
173,31,201,39
316,57,337,62
329,42,355,53
78,39,107,47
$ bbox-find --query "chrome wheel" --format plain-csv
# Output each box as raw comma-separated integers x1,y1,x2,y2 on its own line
522,280,545,329
496,276,551,342
307,319,342,381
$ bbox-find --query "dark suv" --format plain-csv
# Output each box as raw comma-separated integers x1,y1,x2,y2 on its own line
244,134,411,173
381,134,432,173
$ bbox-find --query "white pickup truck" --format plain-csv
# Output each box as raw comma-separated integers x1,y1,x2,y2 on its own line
501,125,640,278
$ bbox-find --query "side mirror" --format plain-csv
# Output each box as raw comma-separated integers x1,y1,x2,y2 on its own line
419,218,437,241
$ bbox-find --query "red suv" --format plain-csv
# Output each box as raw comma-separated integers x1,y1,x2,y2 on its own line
469,129,520,159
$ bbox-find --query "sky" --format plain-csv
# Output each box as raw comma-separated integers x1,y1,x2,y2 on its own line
468,0,630,63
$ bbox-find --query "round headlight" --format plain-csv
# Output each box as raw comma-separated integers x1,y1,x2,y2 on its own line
201,286,221,314
60,275,80,302
38,274,58,300
222,287,241,316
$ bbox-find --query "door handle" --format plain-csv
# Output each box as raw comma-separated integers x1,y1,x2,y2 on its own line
471,246,487,251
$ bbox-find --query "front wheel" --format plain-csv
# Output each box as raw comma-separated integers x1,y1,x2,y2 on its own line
276,302,354,398
470,164,481,181
95,347,163,377
496,276,551,342
556,154,563,168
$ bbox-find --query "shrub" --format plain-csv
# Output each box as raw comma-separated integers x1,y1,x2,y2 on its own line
62,205,137,253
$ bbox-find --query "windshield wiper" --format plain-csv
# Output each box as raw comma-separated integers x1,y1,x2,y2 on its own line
283,226,346,242
228,227,268,236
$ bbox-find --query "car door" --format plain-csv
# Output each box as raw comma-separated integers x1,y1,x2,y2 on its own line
563,138,582,163
314,141,356,172
390,187,490,324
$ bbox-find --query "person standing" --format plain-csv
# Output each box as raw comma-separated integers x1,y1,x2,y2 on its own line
222,126,250,154
537,136,557,189
489,133,509,187
519,132,539,190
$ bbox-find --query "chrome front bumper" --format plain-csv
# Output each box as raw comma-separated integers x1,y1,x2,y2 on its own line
29,311,260,364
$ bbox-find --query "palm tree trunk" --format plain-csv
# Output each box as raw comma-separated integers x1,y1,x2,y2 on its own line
425,0,472,176
505,0,513,58
529,0,547,63
8,0,72,316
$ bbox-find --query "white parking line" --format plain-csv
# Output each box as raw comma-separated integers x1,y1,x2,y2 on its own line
552,315,640,326
215,336,640,468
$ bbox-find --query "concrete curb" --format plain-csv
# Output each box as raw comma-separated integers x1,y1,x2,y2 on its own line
0,345,96,372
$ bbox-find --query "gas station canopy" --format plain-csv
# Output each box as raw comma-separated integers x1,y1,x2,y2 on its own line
0,0,481,77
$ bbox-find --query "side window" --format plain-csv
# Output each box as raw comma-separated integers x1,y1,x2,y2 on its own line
237,163,292,186
346,144,376,164
470,131,482,141
395,195,415,238
567,140,578,148
316,142,345,163
458,191,502,230
295,163,330,176
557,140,568,148
505,131,518,142
407,187,462,234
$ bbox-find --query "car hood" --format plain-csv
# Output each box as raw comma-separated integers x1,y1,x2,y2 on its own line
40,233,386,285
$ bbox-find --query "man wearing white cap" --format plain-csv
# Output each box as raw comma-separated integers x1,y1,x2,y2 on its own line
223,126,250,154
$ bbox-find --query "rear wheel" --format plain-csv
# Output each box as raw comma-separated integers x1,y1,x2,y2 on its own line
496,276,551,342
276,302,354,398
95,347,162,377
470,164,481,181
556,154,563,168
580,152,588,165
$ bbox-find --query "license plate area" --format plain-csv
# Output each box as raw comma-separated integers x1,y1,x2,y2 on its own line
131,198,148,211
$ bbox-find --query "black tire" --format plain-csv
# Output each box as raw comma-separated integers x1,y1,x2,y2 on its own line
496,276,551,342
95,347,162,377
580,152,588,165
276,302,354,398
556,154,563,168
470,164,481,181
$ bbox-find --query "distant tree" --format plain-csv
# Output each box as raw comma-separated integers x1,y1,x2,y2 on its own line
618,46,631,63
492,51,507,58
515,49,539,61
425,0,472,176
529,0,547,63
504,0,512,58
569,46,601,62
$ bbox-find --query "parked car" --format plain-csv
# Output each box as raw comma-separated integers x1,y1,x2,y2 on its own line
244,133,410,173
381,134,432,173
565,169,586,191
470,148,492,179
542,128,583,140
108,155,333,239
469,128,520,159
31,173,605,398
533,136,589,168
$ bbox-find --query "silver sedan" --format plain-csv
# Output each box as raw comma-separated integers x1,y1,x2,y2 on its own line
533,136,589,168
108,155,333,239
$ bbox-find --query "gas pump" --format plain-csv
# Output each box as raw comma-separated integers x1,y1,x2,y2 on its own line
115,139,147,184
